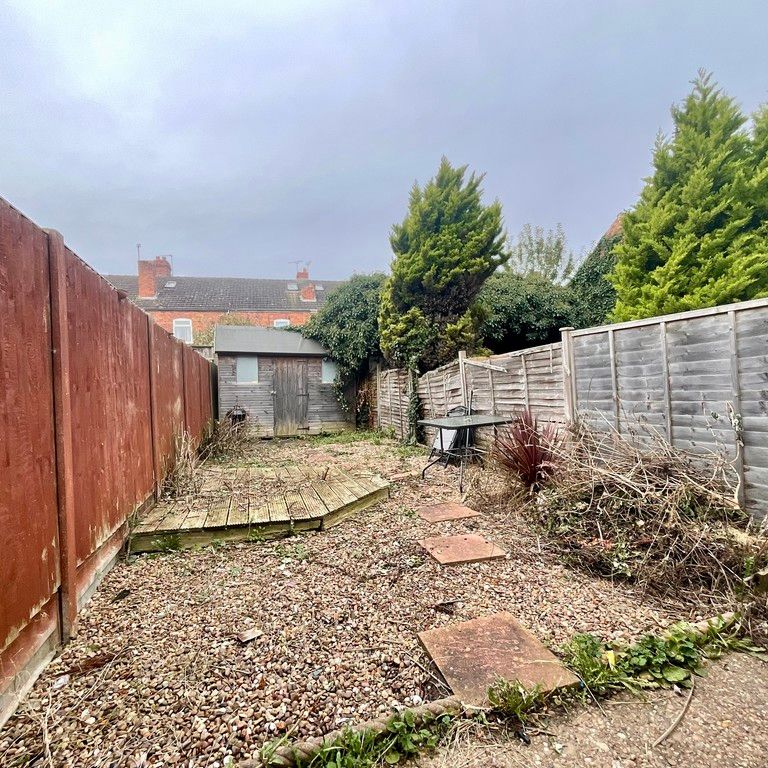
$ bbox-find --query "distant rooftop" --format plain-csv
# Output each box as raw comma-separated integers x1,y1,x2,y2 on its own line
104,274,344,312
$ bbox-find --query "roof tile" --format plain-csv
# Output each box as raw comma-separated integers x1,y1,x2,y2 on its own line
103,275,343,312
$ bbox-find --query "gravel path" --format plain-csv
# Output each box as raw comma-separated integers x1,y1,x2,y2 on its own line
1,437,702,767
419,653,768,768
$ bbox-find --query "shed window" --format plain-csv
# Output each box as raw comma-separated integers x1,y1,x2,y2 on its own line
321,358,338,384
172,318,193,344
273,318,290,328
236,356,259,384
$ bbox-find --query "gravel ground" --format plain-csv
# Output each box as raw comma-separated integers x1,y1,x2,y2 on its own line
1,436,705,767
420,653,768,768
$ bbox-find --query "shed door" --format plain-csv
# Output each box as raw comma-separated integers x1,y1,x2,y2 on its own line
273,357,309,436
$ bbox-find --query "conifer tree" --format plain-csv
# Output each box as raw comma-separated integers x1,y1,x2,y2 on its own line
380,158,507,371
611,72,768,321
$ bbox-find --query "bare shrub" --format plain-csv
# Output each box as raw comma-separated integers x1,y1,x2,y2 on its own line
161,431,202,498
529,423,768,601
161,419,257,498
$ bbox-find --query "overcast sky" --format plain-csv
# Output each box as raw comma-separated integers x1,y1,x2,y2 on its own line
2,1,768,279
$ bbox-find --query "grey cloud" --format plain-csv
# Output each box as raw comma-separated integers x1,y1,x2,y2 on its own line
2,1,768,279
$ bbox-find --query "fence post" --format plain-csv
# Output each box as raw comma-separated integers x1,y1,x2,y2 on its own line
521,353,530,411
458,350,468,408
560,327,576,423
608,328,620,431
727,310,747,510
659,322,673,442
375,362,382,429
46,229,78,642
425,370,435,417
146,317,162,499
181,342,189,435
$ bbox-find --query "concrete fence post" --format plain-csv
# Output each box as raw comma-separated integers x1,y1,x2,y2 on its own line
46,229,78,642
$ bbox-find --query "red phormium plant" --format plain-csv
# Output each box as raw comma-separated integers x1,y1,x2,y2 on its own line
493,409,561,493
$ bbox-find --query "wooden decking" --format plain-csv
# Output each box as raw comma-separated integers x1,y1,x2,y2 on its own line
130,464,390,552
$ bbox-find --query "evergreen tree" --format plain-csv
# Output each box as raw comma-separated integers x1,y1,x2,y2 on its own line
302,273,386,386
380,157,507,371
569,218,622,327
480,271,573,352
611,71,768,321
507,223,574,283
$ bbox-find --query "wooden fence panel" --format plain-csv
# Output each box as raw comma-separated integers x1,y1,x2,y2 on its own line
571,298,768,519
0,196,214,725
378,369,409,439
736,307,768,513
65,248,155,574
0,202,61,722
379,343,566,448
150,324,186,484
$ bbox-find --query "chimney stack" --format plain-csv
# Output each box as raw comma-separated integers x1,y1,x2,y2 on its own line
296,265,309,280
138,256,172,298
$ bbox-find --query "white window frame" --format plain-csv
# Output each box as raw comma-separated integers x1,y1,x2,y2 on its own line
273,318,290,329
321,357,338,384
172,318,193,344
236,356,259,384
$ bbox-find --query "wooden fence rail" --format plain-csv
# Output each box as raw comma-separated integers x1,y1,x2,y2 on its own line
374,298,768,521
0,198,214,726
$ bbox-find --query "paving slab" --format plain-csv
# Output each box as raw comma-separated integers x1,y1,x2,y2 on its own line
418,612,579,706
418,534,506,564
417,502,482,523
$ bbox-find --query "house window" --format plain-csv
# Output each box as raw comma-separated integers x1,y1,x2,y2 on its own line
273,318,290,329
172,318,193,344
236,356,259,384
321,358,338,384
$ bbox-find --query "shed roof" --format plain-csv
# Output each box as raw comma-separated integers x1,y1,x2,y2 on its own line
214,325,330,356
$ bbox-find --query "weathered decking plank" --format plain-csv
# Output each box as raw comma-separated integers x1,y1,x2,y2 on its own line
130,464,391,552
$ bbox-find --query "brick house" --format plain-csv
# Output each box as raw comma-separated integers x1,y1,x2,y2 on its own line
105,257,343,344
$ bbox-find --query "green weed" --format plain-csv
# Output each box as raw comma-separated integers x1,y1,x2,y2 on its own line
306,430,388,446
262,710,454,767
486,679,544,722
561,615,766,696
395,444,424,459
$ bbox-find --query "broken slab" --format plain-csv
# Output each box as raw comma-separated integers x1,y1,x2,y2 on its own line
418,612,579,706
418,534,506,565
417,502,481,523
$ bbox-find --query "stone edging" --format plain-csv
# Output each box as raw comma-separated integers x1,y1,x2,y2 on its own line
240,695,466,767
241,611,738,766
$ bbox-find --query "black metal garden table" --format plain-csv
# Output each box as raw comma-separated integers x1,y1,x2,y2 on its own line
418,414,514,492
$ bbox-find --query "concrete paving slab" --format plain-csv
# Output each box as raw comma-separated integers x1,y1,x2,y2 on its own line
418,612,579,705
417,502,482,523
418,534,506,564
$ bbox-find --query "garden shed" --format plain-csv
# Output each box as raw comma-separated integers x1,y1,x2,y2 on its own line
214,325,352,436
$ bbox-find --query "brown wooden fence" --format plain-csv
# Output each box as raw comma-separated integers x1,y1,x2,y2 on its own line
0,198,214,724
